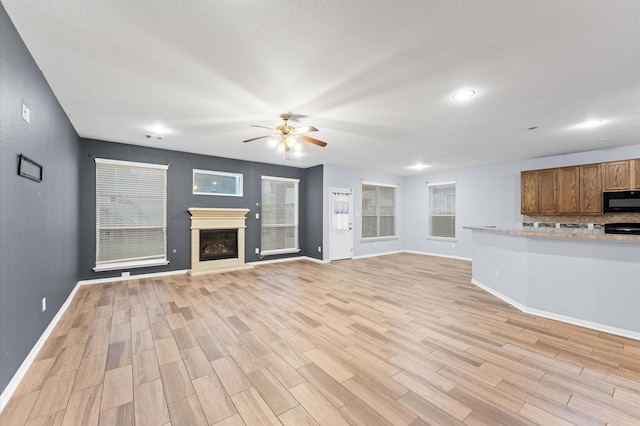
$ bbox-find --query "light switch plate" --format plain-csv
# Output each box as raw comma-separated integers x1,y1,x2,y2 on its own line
22,103,30,123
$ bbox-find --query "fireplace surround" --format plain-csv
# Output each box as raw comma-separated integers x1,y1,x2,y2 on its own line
187,208,251,275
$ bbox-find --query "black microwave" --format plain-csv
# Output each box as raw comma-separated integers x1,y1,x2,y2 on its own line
603,190,640,213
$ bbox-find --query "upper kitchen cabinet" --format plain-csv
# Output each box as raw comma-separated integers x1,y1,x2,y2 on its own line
539,169,558,214
579,163,602,213
557,166,579,213
520,168,559,214
557,164,602,214
521,170,539,214
603,160,631,191
633,159,640,189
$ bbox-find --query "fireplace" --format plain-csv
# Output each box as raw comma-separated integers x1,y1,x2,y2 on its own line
188,208,251,275
200,229,238,261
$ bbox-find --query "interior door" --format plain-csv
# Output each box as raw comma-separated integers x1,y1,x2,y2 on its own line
330,188,353,261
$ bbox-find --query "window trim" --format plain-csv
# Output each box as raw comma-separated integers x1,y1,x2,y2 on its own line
428,181,457,240
361,182,397,239
260,175,300,256
192,169,243,197
94,158,169,272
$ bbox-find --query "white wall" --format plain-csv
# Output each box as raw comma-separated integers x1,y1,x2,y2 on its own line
323,165,404,260
322,144,639,261
403,144,640,259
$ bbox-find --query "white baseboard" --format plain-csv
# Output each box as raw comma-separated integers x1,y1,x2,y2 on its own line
77,269,189,286
0,282,81,414
471,279,640,341
248,255,329,266
352,250,404,260
403,250,472,262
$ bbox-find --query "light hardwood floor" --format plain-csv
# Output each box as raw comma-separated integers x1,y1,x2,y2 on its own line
1,253,639,425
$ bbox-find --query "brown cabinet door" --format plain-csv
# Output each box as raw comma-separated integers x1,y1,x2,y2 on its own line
539,169,557,214
579,163,602,213
604,160,631,191
633,159,640,189
521,170,538,214
557,166,579,213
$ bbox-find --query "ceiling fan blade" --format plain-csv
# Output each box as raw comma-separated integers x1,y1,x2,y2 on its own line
250,125,275,131
292,126,319,134
243,135,272,143
297,134,327,147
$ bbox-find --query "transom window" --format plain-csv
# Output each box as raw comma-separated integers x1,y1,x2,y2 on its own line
193,169,243,196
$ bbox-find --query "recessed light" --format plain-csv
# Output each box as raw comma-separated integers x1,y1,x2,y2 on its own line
579,119,604,129
595,137,611,143
408,163,431,170
148,124,168,134
452,89,476,101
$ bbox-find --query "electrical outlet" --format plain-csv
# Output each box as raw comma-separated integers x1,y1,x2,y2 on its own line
318,246,322,252
42,297,46,312
255,213,260,219
494,269,500,278
255,248,260,254
22,103,30,123
451,243,456,249
122,271,130,278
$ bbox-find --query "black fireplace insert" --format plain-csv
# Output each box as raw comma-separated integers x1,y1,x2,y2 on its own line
200,229,238,261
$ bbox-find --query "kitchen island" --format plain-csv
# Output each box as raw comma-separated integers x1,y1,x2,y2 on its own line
465,226,640,339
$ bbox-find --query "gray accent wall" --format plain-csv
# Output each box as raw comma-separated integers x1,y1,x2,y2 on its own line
304,165,324,260
0,3,80,394
79,139,323,279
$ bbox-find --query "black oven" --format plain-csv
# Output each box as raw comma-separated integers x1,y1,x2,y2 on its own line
603,190,640,213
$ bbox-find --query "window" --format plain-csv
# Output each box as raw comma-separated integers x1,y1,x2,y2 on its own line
193,169,243,196
429,182,456,239
95,159,168,271
362,182,396,238
261,176,300,255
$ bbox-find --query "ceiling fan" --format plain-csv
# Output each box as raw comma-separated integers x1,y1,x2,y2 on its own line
243,113,327,152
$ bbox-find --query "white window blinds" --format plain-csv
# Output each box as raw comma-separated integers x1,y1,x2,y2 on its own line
95,158,168,271
362,183,396,238
429,182,456,239
261,176,299,255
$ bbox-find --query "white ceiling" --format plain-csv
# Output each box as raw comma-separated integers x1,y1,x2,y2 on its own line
3,0,640,175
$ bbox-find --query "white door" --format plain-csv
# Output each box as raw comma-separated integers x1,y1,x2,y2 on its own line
330,188,353,260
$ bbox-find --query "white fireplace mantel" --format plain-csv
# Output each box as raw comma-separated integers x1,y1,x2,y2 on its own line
188,208,252,275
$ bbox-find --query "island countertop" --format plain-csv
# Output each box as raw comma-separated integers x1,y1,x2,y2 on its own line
463,225,640,241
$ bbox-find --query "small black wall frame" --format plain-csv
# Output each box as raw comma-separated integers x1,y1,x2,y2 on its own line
18,154,43,182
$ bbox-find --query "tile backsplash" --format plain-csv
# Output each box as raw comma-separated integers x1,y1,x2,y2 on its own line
523,213,640,227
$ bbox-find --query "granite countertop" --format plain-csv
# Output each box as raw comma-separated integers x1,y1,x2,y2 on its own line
463,226,640,241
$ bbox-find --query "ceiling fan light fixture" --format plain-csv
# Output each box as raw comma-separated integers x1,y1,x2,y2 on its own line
452,89,476,101
285,134,297,148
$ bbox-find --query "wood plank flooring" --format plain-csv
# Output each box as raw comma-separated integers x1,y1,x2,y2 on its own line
2,253,639,425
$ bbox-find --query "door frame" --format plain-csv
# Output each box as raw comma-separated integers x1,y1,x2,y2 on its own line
329,187,354,261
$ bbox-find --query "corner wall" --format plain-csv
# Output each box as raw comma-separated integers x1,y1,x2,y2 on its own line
323,165,404,259
0,4,80,394
403,144,640,259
